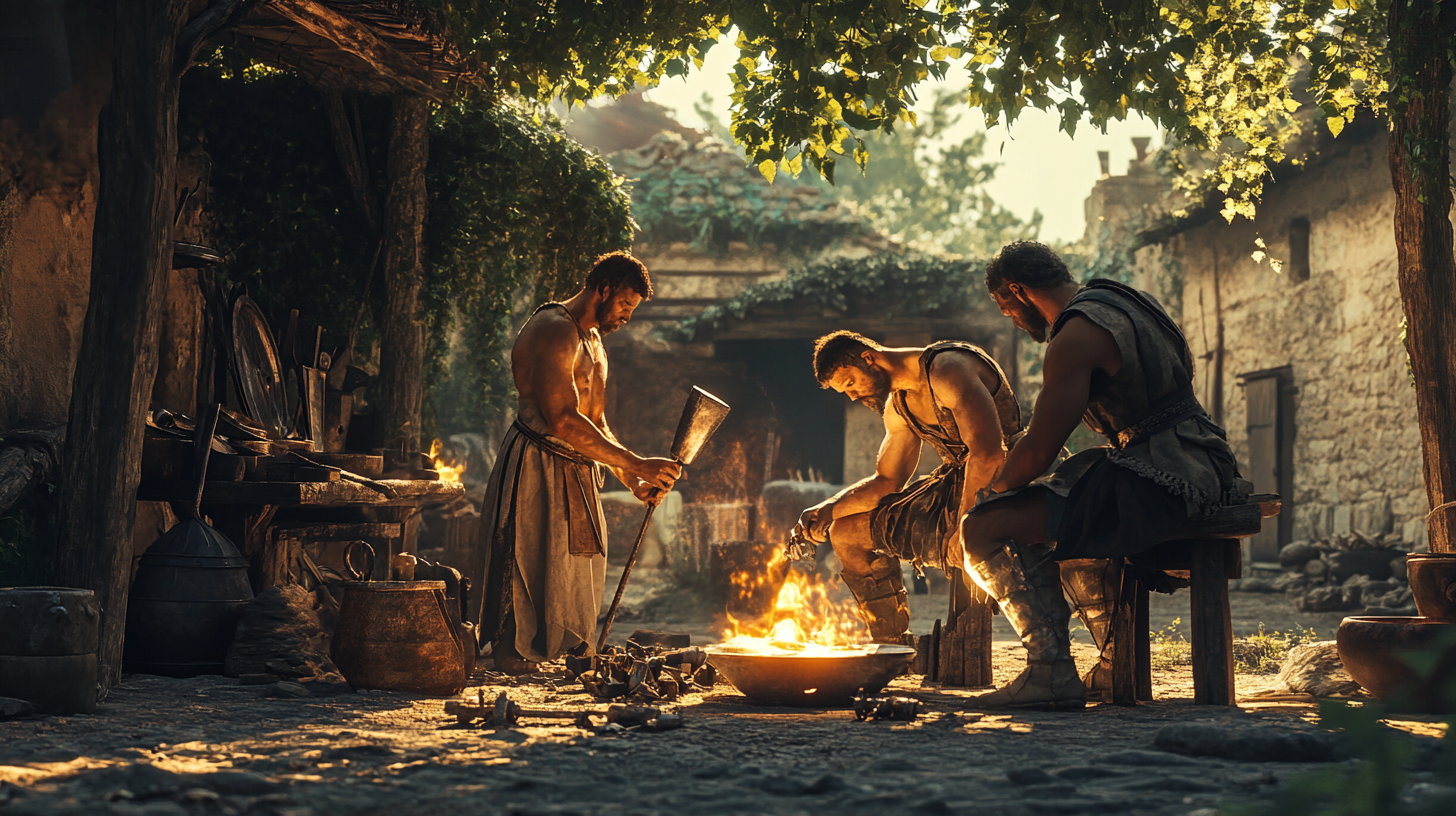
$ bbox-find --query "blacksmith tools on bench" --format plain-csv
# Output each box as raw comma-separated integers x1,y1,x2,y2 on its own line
597,387,730,652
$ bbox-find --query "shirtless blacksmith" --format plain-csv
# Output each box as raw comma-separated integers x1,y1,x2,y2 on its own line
790,332,1022,643
473,253,682,675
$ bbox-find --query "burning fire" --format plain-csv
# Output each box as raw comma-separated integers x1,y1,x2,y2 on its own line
717,550,871,656
428,438,466,485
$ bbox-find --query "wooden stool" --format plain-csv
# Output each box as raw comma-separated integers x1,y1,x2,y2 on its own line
1106,494,1281,706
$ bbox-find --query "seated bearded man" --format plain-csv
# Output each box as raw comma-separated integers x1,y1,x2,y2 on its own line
791,331,1022,643
959,241,1243,710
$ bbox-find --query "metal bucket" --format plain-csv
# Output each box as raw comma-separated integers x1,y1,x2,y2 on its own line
331,579,471,695
0,587,101,713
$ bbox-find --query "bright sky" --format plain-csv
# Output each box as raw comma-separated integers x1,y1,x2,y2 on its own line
642,39,1161,245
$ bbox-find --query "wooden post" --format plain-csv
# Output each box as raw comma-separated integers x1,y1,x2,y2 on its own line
49,0,190,688
1110,559,1138,706
377,95,429,472
1189,539,1235,705
938,569,994,688
1135,582,1152,702
1388,1,1456,555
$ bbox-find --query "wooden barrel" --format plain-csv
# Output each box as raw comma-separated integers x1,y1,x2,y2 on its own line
330,580,468,695
0,587,100,713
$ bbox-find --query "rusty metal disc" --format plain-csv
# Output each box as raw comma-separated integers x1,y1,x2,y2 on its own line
231,296,290,439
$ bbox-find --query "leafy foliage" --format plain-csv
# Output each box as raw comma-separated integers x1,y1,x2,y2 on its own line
424,98,633,432
670,253,995,341
827,88,1041,257
614,131,874,255
180,70,389,355
181,65,632,437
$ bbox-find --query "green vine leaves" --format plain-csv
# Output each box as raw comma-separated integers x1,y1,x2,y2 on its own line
419,2,1391,236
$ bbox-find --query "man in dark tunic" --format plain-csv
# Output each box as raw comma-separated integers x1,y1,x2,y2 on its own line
961,241,1241,709
791,331,1021,642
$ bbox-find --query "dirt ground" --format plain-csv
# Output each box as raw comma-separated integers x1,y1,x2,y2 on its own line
2,574,1449,816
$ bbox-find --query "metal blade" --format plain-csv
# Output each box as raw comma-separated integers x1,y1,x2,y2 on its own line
668,386,730,465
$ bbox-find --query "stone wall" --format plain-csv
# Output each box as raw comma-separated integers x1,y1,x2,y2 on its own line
1133,130,1427,546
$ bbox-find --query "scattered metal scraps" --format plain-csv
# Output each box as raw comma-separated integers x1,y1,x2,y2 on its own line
444,690,682,732
567,639,717,702
852,691,921,722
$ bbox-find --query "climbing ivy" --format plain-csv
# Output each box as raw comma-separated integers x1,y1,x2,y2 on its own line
180,64,632,439
617,133,869,255
424,98,634,432
670,253,997,341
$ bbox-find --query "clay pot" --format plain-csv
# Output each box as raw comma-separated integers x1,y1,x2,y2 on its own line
1407,553,1456,620
1335,616,1456,713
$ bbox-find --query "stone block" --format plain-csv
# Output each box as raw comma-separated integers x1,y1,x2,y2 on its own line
1325,548,1396,582
1278,541,1319,568
1332,505,1353,536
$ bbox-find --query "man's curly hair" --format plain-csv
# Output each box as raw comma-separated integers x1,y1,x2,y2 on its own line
584,251,653,298
984,240,1074,293
812,330,884,385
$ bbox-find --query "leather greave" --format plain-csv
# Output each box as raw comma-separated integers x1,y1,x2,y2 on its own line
967,540,1073,665
841,557,911,644
1060,558,1118,654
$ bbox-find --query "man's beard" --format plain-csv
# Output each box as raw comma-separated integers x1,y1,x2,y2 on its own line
1007,297,1049,343
855,367,893,415
595,300,625,333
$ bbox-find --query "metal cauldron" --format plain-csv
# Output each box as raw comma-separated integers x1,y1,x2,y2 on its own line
704,644,915,707
125,405,254,676
330,542,473,695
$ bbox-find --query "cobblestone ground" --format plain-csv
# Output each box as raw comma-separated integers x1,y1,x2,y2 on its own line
2,592,1449,816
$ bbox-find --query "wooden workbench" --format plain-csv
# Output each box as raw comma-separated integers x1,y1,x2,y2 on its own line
137,478,465,589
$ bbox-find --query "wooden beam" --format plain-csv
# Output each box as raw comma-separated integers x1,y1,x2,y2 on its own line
236,0,441,98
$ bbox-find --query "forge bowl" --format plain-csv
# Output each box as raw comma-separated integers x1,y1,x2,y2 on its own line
1407,553,1456,620
1335,616,1456,713
704,644,915,708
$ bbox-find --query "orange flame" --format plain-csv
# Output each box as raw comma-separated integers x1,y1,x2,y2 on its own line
717,549,869,656
428,438,466,485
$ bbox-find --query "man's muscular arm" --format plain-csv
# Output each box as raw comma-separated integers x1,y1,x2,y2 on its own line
793,398,921,542
927,353,1008,524
531,318,680,491
990,315,1120,492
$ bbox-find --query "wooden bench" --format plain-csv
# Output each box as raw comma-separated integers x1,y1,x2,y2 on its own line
921,494,1279,705
1105,493,1280,705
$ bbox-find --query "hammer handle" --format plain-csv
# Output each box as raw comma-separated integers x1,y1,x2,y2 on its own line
597,503,656,653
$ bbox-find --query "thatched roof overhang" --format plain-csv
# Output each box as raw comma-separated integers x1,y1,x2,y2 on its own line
227,0,466,99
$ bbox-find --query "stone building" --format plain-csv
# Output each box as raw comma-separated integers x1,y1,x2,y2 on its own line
1111,120,1425,562
561,99,1020,557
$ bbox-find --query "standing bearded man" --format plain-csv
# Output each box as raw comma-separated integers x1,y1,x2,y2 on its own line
790,331,1022,643
960,241,1242,709
473,252,682,675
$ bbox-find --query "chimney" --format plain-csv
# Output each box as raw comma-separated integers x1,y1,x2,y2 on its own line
1097,151,1110,177
1132,137,1151,163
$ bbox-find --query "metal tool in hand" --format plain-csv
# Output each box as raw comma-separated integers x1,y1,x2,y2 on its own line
597,387,730,652
784,528,817,563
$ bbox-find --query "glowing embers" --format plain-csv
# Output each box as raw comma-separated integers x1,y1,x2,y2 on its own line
428,438,466,485
718,551,870,656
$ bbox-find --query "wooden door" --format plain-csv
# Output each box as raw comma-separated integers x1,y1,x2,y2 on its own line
1244,375,1282,563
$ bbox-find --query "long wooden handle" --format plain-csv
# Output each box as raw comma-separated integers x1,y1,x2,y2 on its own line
190,404,221,519
597,503,656,653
